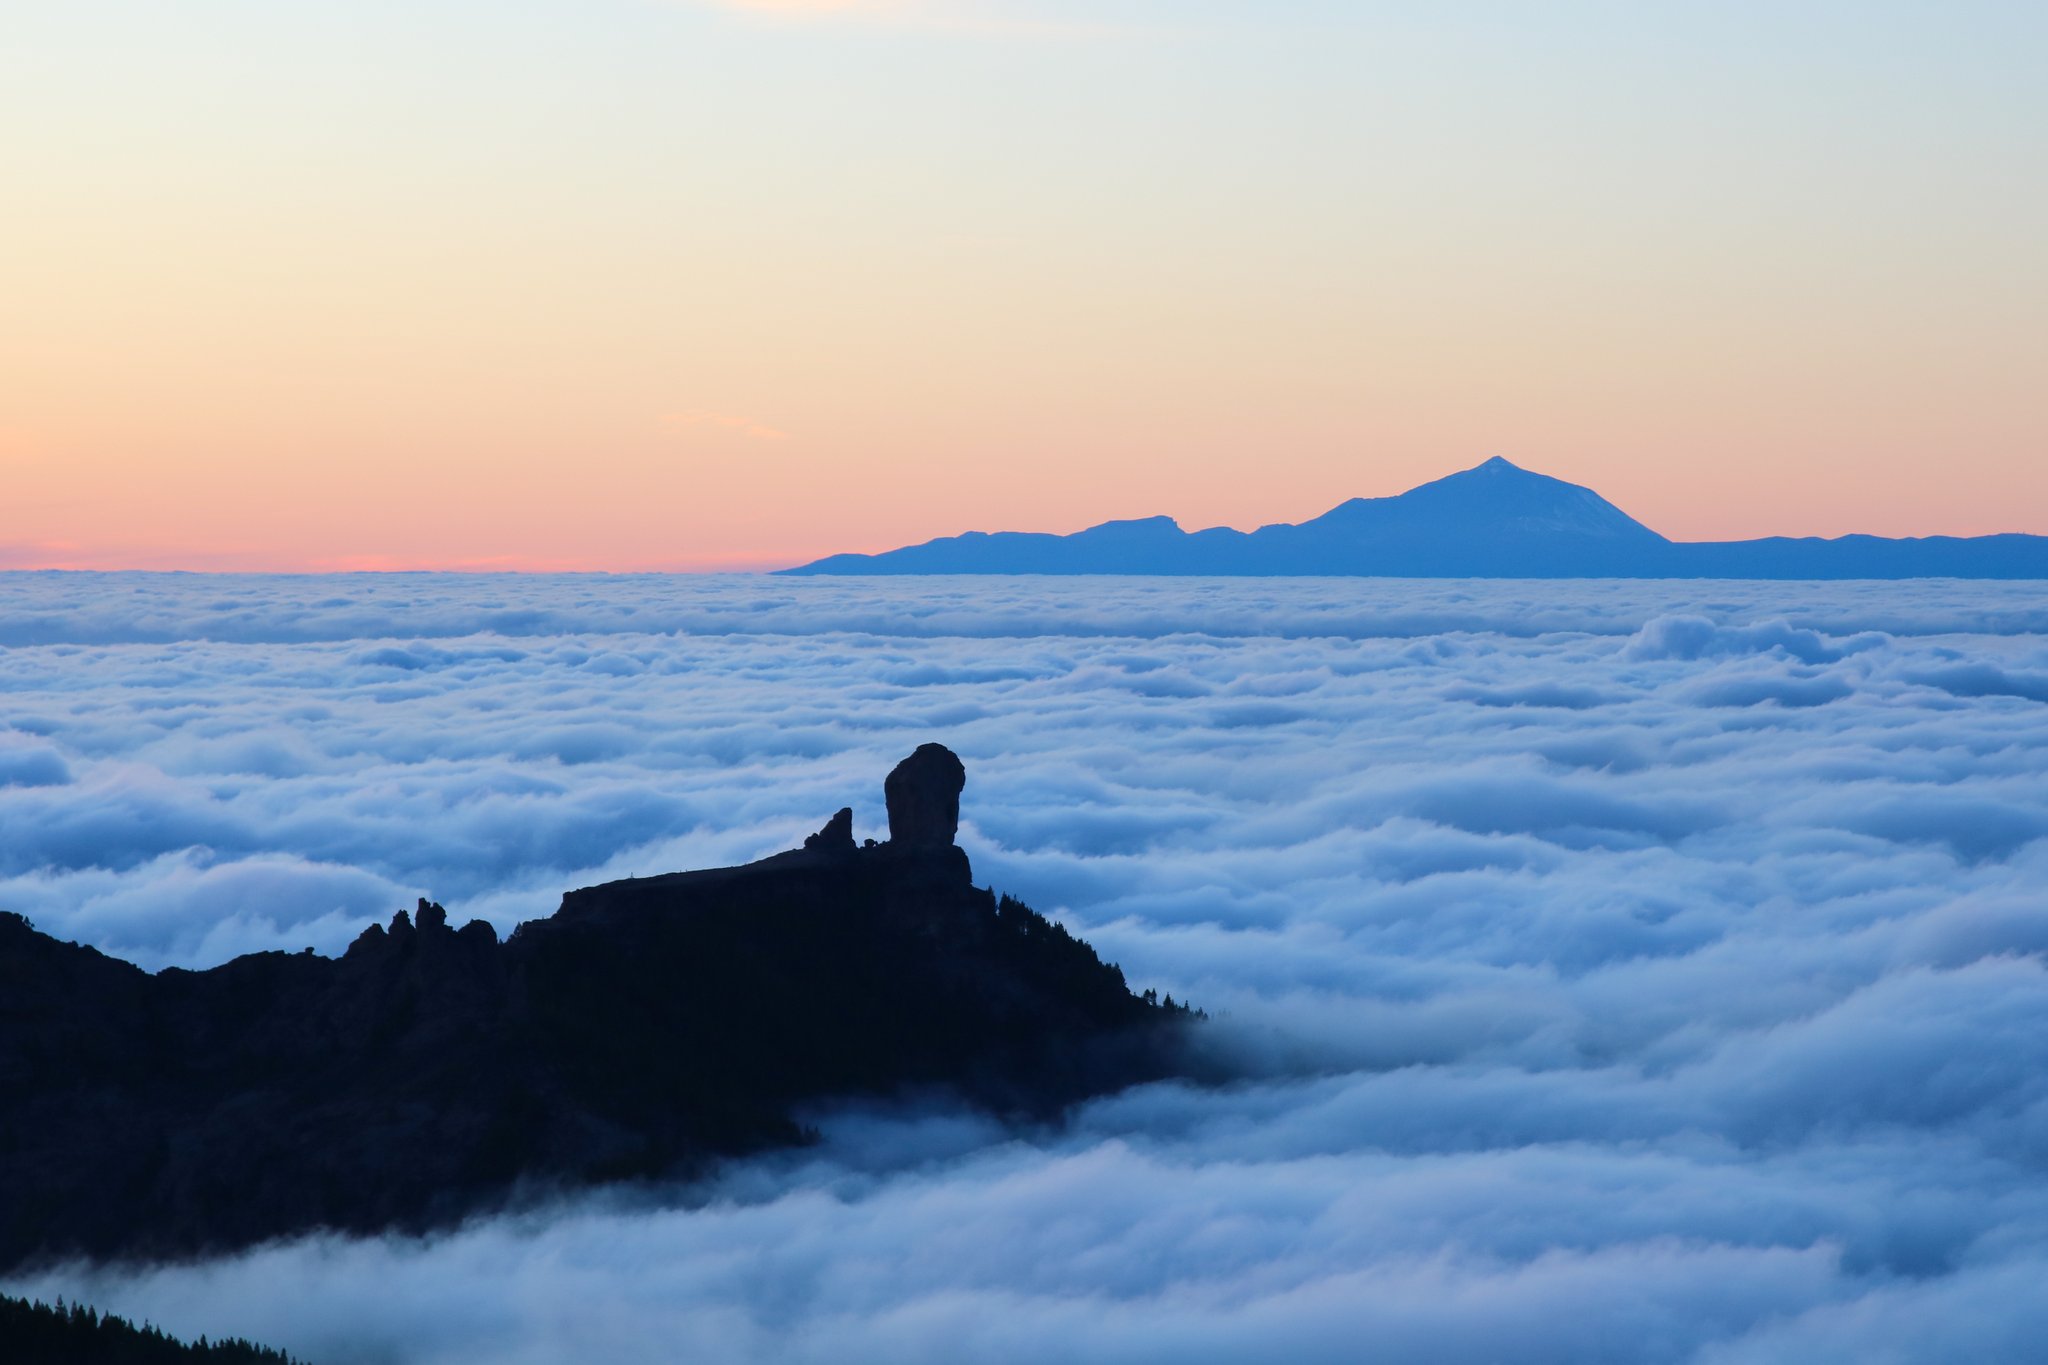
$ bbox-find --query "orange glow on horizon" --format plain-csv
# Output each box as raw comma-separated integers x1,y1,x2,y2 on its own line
3,3,2044,571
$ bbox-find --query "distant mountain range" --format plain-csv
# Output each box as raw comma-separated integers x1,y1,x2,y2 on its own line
782,458,2048,578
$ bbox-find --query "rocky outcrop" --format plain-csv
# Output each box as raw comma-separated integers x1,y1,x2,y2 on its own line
0,747,1191,1269
804,806,855,853
885,742,967,847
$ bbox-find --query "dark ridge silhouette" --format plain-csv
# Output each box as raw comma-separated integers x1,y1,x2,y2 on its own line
0,746,1195,1271
0,1293,302,1364
780,456,2048,578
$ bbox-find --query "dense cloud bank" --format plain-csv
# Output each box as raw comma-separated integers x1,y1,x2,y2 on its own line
6,571,2048,647
5,573,2047,1363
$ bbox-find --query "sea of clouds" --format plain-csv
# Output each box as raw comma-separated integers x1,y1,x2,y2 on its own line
4,572,2047,1363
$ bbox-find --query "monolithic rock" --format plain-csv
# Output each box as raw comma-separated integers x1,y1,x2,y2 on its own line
884,742,967,847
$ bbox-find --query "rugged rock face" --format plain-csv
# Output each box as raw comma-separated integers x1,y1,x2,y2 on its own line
0,746,1190,1270
884,742,967,846
803,806,856,853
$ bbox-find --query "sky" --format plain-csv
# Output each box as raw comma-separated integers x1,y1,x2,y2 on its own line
5,572,2048,1361
4,1,2046,570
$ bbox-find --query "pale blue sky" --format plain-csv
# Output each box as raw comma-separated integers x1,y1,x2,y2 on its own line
4,1,2044,565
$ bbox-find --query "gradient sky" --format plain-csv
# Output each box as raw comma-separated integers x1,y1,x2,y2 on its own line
4,0,2045,570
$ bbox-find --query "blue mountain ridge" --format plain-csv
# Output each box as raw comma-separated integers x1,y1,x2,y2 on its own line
781,457,2048,579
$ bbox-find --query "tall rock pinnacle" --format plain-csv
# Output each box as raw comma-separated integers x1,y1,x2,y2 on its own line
884,743,967,847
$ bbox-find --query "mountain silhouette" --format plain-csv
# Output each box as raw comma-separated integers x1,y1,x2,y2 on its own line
783,457,2048,578
0,746,1194,1269
0,1294,302,1364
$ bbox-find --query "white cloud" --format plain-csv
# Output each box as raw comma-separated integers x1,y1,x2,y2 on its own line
3,572,2047,1361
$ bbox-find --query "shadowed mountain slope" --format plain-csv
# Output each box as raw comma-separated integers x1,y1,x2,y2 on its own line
0,745,1192,1269
0,1294,301,1364
783,457,2048,578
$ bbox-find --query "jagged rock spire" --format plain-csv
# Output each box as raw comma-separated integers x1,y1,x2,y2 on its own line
805,807,856,853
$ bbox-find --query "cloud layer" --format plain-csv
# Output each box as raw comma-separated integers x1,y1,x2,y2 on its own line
4,573,2046,1363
